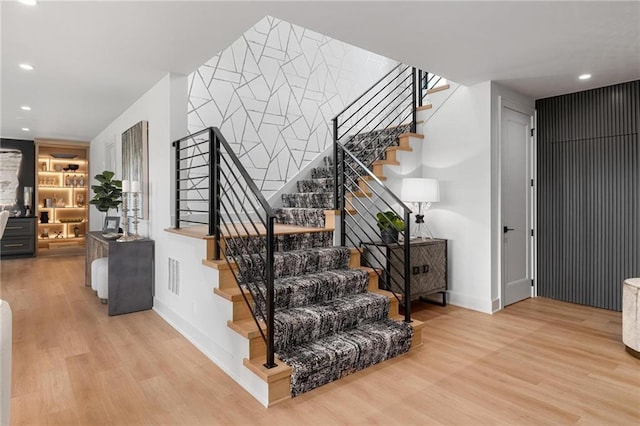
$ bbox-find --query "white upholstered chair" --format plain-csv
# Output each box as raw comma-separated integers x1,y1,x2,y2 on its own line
622,278,640,358
0,300,12,426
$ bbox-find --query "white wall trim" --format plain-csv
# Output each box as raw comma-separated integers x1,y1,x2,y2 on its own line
447,291,494,314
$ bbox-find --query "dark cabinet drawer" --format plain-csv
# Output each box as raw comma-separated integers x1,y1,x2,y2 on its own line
3,218,36,237
1,217,36,257
1,237,35,255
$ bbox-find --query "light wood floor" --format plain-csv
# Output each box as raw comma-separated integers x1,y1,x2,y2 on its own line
1,255,638,425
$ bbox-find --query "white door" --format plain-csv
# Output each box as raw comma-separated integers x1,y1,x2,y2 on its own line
502,106,533,306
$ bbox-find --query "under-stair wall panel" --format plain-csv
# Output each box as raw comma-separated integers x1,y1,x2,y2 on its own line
536,80,640,311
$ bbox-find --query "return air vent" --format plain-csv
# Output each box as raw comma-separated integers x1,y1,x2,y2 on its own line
168,257,180,295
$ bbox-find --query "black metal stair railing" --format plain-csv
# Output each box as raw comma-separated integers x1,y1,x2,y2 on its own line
332,64,416,209
418,70,446,106
172,127,278,369
337,144,413,322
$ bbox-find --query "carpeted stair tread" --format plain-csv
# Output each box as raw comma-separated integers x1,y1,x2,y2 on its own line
253,268,369,312
274,208,327,228
277,318,413,396
282,192,333,209
310,167,332,179
225,232,334,256
237,247,352,283
297,178,334,194
273,292,390,351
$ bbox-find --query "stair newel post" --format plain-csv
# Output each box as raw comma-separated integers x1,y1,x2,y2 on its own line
332,118,339,212
339,146,346,247
417,69,423,107
210,128,221,260
403,209,412,323
264,214,277,369
411,67,417,134
174,139,181,229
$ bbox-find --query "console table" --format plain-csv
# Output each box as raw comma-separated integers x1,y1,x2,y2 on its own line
85,231,155,316
363,238,448,305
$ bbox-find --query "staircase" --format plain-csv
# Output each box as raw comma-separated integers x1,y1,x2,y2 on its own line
171,67,449,405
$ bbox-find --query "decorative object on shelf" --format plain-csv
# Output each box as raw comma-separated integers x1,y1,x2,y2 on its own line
44,198,52,208
89,170,122,220
40,161,47,171
118,180,141,241
76,193,85,207
39,211,49,224
59,218,83,223
54,231,63,239
23,186,33,217
54,164,63,172
67,164,79,171
73,225,80,238
122,121,149,219
40,228,49,239
102,216,120,234
376,211,405,244
401,178,440,240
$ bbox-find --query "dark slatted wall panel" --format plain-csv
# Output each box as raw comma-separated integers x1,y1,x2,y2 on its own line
536,80,640,311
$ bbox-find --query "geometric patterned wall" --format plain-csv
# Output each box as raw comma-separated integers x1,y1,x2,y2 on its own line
187,16,398,198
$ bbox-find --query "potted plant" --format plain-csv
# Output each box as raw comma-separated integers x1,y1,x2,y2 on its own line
376,211,405,244
89,171,122,221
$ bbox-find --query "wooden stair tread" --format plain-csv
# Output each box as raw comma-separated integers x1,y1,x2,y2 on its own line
372,159,400,166
228,318,264,339
243,357,292,383
385,146,413,152
416,103,433,112
164,226,215,240
360,175,387,181
426,84,450,95
214,286,251,302
398,132,425,139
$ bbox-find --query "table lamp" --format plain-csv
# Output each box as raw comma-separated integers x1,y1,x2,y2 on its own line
401,178,440,239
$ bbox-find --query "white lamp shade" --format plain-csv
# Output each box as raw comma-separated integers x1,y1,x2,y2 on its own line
401,178,440,203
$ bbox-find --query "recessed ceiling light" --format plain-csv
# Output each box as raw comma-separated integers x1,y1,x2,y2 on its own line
579,74,592,80
19,63,34,71
21,127,31,132
18,0,38,6
21,106,31,111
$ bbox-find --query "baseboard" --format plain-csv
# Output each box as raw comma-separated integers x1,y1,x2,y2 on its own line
491,298,501,313
446,291,494,314
152,297,270,407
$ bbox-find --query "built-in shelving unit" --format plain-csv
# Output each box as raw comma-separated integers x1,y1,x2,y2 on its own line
35,139,90,256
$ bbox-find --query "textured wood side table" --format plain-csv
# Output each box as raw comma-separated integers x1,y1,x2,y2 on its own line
86,231,155,316
363,238,448,305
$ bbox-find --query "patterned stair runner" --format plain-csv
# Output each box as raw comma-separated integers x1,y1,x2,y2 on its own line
236,128,412,397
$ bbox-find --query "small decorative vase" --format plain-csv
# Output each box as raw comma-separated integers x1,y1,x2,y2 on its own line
39,211,49,224
73,225,80,238
381,228,399,244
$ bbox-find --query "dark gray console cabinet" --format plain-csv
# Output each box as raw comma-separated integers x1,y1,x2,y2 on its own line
85,231,155,316
363,238,447,305
1,217,36,257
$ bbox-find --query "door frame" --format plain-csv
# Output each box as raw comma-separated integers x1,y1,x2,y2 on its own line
497,96,536,309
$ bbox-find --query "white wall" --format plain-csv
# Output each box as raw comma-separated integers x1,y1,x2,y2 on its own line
418,82,494,313
90,73,271,405
187,15,399,198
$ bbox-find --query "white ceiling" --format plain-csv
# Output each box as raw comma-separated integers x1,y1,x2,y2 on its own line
2,1,639,142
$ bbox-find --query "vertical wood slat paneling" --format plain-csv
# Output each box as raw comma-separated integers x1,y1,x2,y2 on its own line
536,80,640,311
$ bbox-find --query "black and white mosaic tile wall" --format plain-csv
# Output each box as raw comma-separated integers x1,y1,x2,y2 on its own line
187,16,398,198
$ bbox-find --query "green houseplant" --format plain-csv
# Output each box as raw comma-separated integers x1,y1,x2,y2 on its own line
376,211,405,244
89,171,122,216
